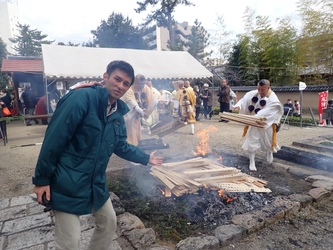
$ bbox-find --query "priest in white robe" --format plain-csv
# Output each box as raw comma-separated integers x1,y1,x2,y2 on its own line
233,79,283,171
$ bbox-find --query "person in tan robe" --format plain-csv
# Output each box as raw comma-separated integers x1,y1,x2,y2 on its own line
121,74,154,145
141,80,161,134
175,80,196,135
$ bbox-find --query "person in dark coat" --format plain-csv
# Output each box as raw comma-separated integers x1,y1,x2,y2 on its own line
32,60,163,249
200,83,213,120
0,89,12,110
194,85,202,121
21,86,39,125
217,79,230,122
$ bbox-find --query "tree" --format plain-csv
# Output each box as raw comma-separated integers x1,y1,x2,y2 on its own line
297,0,333,84
91,12,148,49
209,14,233,64
184,19,212,64
135,0,194,47
9,23,54,57
262,17,299,84
0,38,10,90
57,42,80,46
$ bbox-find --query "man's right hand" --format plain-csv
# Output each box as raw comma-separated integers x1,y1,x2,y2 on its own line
135,106,145,117
33,185,50,204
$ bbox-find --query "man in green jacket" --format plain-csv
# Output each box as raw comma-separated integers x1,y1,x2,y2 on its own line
32,60,163,250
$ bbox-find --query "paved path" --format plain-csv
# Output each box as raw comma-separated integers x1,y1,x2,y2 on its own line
0,194,125,250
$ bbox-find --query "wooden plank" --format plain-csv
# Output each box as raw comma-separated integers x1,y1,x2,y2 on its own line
162,157,207,167
194,172,246,182
164,187,172,197
183,168,240,176
154,167,202,187
150,169,176,190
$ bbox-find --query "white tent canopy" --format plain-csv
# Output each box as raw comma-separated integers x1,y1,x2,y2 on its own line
41,44,213,80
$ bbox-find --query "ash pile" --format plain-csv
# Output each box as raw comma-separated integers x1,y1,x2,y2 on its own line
184,189,273,227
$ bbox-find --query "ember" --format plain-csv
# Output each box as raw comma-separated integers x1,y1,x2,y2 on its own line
185,190,271,226
218,189,236,203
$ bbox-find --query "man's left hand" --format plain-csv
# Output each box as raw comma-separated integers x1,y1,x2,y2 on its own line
149,150,163,166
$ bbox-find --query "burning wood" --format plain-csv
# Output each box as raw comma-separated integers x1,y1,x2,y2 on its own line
150,157,271,197
219,112,267,128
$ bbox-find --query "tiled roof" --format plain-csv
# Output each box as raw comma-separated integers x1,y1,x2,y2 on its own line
231,85,333,92
1,59,43,73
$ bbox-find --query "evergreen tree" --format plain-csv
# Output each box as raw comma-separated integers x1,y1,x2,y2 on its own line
135,0,194,47
57,42,80,46
184,19,212,64
91,12,148,49
9,23,54,57
0,38,10,90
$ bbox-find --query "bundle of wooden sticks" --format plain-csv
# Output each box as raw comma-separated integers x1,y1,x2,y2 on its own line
219,112,267,128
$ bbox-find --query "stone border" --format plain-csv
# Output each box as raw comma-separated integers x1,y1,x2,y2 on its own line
292,135,333,154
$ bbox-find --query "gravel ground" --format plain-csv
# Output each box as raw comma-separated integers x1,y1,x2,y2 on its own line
1,116,333,249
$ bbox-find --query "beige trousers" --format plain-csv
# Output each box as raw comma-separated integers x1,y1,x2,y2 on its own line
53,198,117,250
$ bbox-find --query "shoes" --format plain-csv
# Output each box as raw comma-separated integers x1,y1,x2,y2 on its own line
224,120,229,123
34,120,39,124
190,132,194,135
209,117,212,120
219,119,225,122
26,123,32,126
183,122,188,125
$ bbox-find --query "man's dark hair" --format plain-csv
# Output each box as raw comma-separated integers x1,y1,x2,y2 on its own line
258,79,270,86
328,100,333,105
106,60,135,85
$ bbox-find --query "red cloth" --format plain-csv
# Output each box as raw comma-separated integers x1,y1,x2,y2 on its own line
35,95,48,119
318,91,328,125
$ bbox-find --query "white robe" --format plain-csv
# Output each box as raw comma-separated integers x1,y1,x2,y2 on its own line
234,89,283,153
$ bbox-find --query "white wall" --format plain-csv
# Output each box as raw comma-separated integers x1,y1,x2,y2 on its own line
0,0,20,55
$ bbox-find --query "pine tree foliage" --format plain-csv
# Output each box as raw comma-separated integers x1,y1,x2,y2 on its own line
9,23,53,57
184,19,212,63
91,12,148,49
135,0,194,47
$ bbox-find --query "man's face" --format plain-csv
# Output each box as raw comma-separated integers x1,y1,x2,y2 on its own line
184,81,189,88
103,69,132,102
257,84,270,97
134,75,146,90
221,80,227,86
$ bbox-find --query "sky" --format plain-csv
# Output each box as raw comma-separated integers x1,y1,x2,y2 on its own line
17,0,301,46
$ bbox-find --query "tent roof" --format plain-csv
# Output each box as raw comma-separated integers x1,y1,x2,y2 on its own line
41,44,212,80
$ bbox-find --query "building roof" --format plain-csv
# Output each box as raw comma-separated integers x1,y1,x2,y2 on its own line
1,59,43,73
231,85,333,92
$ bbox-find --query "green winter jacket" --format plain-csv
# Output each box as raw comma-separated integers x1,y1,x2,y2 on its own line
32,84,150,215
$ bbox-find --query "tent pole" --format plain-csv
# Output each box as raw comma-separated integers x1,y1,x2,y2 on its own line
44,75,49,115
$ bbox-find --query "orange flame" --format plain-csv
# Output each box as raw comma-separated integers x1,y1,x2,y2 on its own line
158,187,165,196
192,125,217,156
218,189,235,203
